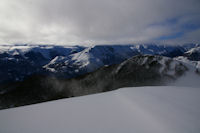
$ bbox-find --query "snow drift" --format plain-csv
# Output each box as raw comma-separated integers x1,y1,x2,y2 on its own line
0,86,199,133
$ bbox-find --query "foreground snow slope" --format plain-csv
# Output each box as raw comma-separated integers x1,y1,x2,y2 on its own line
0,86,200,133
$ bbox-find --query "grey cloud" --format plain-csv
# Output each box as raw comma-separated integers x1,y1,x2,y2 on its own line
0,0,200,45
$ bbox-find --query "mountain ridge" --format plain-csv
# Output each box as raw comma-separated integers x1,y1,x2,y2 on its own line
0,54,199,109
0,43,199,84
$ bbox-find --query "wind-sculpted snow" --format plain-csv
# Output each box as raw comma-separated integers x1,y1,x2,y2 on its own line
0,86,199,133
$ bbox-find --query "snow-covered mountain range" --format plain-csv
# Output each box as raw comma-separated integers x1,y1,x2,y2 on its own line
0,54,199,109
0,43,200,109
0,43,200,85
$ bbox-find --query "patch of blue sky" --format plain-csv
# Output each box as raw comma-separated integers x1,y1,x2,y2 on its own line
156,32,184,40
151,14,200,41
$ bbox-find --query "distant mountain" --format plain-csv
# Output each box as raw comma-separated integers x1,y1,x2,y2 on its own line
43,43,200,76
0,45,84,84
1,55,199,109
43,45,140,76
184,46,200,61
174,56,200,70
0,43,199,85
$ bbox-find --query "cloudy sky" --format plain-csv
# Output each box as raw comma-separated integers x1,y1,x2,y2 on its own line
0,0,200,45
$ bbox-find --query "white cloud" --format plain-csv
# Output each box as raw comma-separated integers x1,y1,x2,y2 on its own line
0,0,199,45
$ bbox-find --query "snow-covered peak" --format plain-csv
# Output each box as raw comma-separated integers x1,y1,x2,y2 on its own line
49,56,68,64
185,46,200,54
43,56,70,72
174,56,200,69
0,44,84,59
115,55,189,79
0,45,32,55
